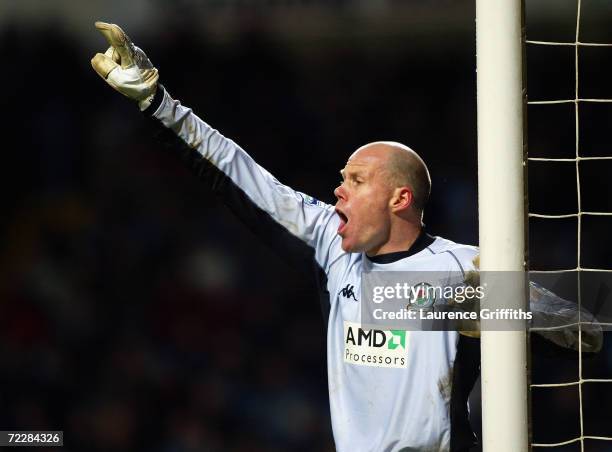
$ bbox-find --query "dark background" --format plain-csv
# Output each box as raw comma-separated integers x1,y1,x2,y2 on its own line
0,0,611,451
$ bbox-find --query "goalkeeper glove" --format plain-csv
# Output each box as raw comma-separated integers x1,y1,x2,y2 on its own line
91,21,159,111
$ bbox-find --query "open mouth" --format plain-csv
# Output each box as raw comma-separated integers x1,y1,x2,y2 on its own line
335,209,349,234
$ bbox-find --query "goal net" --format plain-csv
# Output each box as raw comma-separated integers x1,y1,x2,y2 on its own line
527,0,612,450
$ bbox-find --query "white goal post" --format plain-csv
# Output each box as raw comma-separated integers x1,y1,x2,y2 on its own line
476,0,530,451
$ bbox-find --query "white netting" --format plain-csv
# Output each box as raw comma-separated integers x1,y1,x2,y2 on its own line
527,0,612,449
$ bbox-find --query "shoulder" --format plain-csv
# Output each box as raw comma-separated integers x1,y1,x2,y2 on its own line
427,235,479,273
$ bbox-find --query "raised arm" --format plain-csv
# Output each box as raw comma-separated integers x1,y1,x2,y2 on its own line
91,22,343,271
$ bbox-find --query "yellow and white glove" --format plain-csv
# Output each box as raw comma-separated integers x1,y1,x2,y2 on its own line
91,21,159,111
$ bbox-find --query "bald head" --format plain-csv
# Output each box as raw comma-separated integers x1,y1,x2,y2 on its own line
351,141,431,212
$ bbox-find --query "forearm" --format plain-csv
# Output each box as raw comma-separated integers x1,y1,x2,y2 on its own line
142,85,339,267
90,20,341,270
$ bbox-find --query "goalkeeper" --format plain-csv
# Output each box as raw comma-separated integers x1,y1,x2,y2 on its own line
91,22,491,452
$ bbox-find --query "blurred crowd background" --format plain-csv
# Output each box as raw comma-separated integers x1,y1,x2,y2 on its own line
0,0,611,451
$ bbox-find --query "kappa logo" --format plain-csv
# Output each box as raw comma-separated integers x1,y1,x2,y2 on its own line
340,284,358,301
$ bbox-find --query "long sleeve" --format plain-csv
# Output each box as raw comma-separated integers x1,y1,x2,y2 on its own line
142,85,345,273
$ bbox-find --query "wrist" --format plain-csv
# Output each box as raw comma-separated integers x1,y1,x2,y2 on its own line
138,86,157,111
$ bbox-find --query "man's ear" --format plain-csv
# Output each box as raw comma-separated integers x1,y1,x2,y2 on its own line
390,186,413,212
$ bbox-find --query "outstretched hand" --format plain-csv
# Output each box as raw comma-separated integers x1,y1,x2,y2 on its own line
91,22,159,110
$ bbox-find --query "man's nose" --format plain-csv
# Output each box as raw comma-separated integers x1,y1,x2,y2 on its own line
334,184,346,201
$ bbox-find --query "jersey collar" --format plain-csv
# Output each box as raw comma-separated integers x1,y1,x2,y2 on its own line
367,229,435,264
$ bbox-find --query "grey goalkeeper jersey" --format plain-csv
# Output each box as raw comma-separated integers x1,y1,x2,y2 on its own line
144,86,481,452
